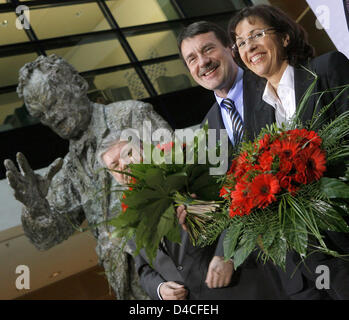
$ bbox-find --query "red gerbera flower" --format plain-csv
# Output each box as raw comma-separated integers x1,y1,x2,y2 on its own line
258,134,271,152
230,182,254,216
287,129,322,148
235,152,254,179
219,186,230,198
278,140,300,161
278,159,293,175
294,151,307,173
251,174,280,208
121,194,128,213
303,147,327,182
227,159,238,175
258,150,273,171
237,151,249,164
156,141,174,153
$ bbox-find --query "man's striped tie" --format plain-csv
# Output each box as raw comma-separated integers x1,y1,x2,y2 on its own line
222,98,244,144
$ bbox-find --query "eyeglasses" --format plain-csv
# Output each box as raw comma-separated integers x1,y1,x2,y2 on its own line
232,28,276,51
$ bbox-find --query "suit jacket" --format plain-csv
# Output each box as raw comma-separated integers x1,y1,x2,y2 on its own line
205,51,349,300
206,51,349,145
278,51,349,300
129,229,285,300
130,69,286,300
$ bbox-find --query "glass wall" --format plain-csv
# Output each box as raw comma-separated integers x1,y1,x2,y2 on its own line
29,3,111,39
0,0,249,132
0,12,29,45
106,0,180,27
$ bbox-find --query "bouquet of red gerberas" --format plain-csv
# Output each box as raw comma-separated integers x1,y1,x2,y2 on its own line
222,128,326,218
215,124,348,270
214,89,349,270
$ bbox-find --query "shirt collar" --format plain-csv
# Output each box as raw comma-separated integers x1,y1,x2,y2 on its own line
215,66,243,106
262,64,294,108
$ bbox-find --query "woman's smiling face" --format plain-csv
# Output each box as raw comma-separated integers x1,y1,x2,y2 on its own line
234,16,289,82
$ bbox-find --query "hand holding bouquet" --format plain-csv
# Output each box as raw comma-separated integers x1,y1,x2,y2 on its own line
108,127,228,265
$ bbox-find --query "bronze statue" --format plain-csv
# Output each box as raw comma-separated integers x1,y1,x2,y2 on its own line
4,54,172,299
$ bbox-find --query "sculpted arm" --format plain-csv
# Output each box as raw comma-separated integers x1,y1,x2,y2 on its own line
4,152,85,250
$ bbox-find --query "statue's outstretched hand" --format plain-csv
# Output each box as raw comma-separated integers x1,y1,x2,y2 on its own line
4,152,63,213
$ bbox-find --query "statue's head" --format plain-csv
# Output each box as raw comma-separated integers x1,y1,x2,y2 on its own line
17,54,91,139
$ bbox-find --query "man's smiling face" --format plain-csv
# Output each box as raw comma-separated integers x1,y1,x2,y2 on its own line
180,31,237,98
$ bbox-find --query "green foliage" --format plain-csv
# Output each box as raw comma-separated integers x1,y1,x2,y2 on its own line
107,125,222,266
284,208,308,257
223,217,243,260
263,232,287,270
319,178,349,199
195,211,230,247
233,231,258,270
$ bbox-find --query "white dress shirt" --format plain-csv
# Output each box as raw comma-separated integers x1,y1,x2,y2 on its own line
262,64,296,128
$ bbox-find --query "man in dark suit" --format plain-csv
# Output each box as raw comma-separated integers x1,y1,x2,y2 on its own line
130,21,287,300
177,20,349,300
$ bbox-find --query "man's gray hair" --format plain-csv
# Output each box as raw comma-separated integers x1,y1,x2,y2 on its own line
97,129,142,167
97,132,123,167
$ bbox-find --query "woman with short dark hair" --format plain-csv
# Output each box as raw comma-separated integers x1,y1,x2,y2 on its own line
228,4,349,300
229,5,315,69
